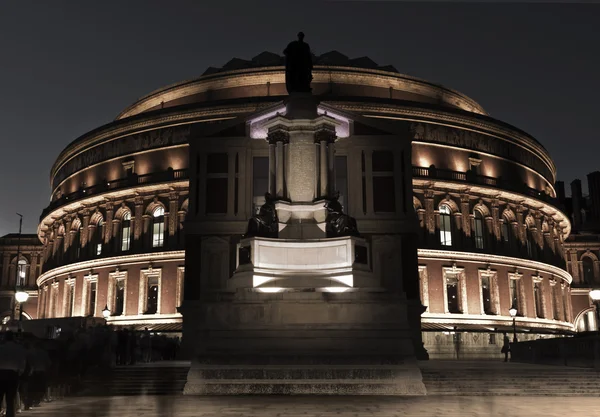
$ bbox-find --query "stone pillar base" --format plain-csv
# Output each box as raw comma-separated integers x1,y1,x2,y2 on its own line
184,356,426,396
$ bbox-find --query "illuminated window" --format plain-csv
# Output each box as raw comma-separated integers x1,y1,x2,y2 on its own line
510,279,519,313
65,282,75,317
439,205,452,246
474,211,485,249
501,221,510,243
372,151,395,213
206,153,229,214
95,219,104,256
121,212,131,252
115,279,125,316
446,275,461,314
152,207,165,248
582,257,594,284
17,259,28,287
146,276,159,314
88,281,97,316
481,275,492,315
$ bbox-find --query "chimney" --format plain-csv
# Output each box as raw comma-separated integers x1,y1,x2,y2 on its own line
555,181,566,202
587,171,600,222
571,179,583,228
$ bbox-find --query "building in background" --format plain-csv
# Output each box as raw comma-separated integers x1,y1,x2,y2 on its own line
0,233,42,324
30,49,578,358
559,172,600,332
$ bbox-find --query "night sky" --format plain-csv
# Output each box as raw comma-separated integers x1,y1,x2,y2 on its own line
1,1,598,236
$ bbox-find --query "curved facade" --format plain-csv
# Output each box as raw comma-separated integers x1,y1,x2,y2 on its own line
37,51,574,354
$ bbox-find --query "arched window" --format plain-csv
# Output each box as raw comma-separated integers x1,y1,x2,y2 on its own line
582,257,594,284
152,206,165,248
17,259,28,287
473,210,485,249
525,225,534,257
439,205,452,246
121,212,131,252
94,219,104,256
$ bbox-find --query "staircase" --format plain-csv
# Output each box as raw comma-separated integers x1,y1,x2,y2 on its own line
421,360,600,396
79,361,190,396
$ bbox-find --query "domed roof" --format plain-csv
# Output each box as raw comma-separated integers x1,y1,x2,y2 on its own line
201,50,398,76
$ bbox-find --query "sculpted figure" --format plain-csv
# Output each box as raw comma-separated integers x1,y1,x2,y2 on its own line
283,32,313,94
245,192,279,238
325,192,360,238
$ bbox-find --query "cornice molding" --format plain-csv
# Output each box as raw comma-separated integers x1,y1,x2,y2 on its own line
36,250,185,287
417,248,572,284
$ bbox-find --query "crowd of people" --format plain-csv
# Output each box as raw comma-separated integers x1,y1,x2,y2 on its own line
0,325,181,417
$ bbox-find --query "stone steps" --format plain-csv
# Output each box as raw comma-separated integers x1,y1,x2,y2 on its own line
420,363,600,396
79,365,189,396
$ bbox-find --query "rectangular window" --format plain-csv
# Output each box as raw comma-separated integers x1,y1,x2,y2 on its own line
253,157,269,214
88,281,97,316
115,280,125,316
152,221,164,248
510,279,519,311
96,243,102,256
446,275,461,314
534,281,544,318
481,275,493,315
121,225,131,252
146,276,159,314
552,284,560,320
66,283,74,317
501,222,509,242
372,151,395,213
335,156,348,212
206,153,229,214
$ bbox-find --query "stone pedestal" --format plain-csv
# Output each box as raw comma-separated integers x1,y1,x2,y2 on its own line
182,290,427,395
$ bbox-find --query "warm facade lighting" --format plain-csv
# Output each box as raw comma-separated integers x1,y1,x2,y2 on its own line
15,291,29,303
509,307,518,318
256,287,284,293
589,290,600,302
323,287,350,293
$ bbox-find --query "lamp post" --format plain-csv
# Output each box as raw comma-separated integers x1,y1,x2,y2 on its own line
12,213,23,323
589,290,600,330
509,306,518,343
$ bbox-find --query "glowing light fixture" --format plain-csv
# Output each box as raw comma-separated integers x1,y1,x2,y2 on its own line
102,305,111,318
323,287,350,293
589,290,600,302
15,291,29,304
256,287,284,293
509,307,517,318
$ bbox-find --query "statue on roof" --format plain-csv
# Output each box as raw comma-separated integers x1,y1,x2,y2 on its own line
283,32,313,94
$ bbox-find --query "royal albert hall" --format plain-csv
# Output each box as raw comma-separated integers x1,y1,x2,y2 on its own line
36,50,573,358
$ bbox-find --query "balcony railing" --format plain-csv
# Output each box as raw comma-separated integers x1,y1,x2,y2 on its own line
412,166,560,207
41,168,189,220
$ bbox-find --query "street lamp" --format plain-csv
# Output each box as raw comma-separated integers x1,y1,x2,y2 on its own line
102,305,111,319
15,291,29,304
589,290,600,331
509,306,518,343
12,213,24,323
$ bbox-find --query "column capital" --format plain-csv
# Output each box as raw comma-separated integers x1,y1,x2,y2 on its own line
267,128,289,144
314,125,337,143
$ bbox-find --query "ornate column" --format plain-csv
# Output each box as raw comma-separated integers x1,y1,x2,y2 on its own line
534,211,544,248
569,250,580,282
491,199,501,241
424,190,435,235
267,129,289,199
29,252,39,286
319,137,328,198
81,210,90,248
327,133,336,196
284,140,290,200
133,196,144,249
169,191,179,245
268,138,276,196
104,201,114,245
64,216,73,251
516,205,526,243
460,194,471,236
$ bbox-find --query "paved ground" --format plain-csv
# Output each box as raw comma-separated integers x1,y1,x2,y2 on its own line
22,395,600,417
